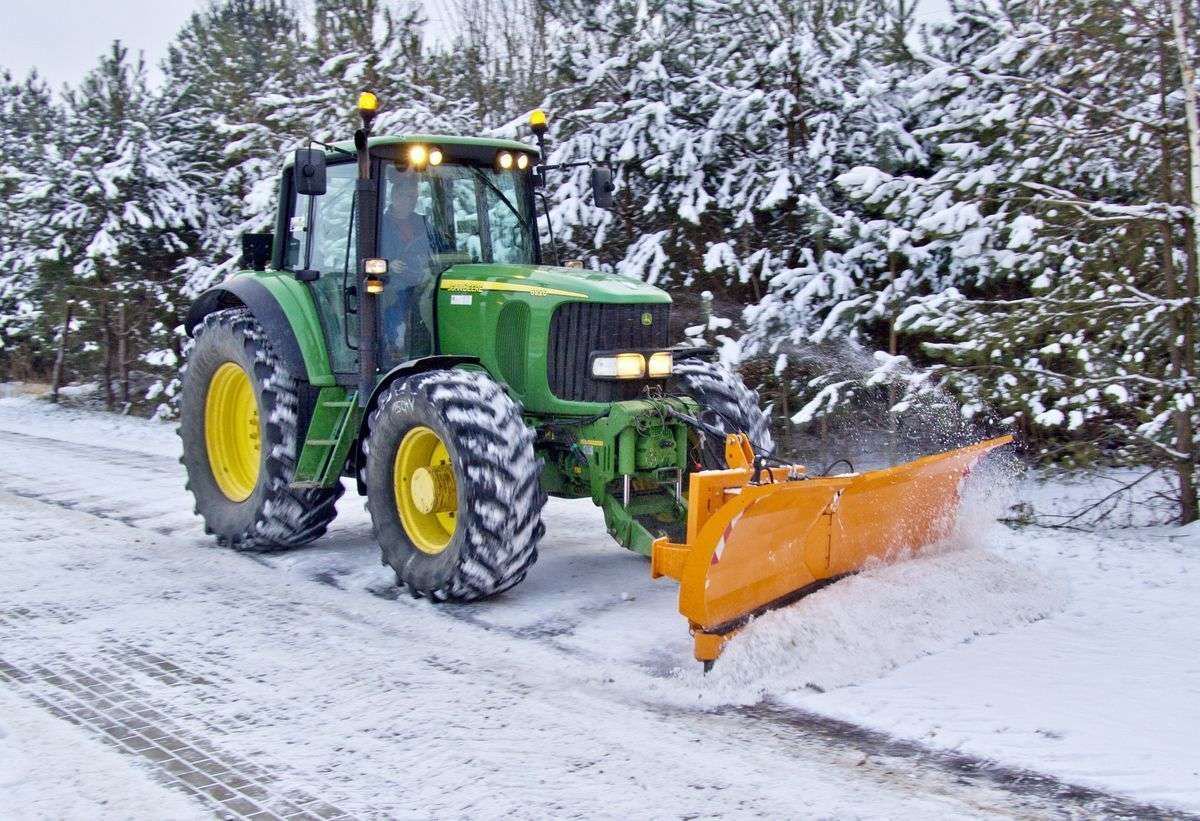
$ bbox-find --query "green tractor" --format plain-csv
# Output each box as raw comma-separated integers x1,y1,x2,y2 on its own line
180,94,772,602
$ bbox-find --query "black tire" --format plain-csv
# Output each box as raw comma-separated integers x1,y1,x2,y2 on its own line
179,308,343,550
671,358,774,469
364,369,545,601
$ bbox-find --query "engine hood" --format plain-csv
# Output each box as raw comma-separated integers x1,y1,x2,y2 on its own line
439,263,670,304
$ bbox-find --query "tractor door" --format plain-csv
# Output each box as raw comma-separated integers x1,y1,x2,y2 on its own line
376,164,443,369
290,161,359,378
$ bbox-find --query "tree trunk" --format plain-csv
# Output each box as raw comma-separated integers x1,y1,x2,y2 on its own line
50,301,73,404
99,297,115,411
1156,27,1195,525
1180,217,1200,523
1170,0,1200,293
118,301,130,407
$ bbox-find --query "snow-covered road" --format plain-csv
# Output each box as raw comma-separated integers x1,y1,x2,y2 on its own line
0,397,1196,819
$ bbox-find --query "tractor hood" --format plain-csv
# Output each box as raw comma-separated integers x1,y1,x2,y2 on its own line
439,263,671,304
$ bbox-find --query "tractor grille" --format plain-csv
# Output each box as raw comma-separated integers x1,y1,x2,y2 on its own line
496,301,529,392
547,301,670,403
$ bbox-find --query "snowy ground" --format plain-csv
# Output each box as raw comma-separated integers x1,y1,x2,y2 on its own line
0,396,1197,819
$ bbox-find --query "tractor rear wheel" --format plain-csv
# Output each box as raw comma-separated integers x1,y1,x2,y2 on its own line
364,369,545,600
671,358,774,469
179,308,343,549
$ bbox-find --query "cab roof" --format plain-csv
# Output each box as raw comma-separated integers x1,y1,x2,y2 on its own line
327,134,539,157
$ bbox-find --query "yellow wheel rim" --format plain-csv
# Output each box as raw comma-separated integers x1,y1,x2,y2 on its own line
394,426,458,555
204,362,261,502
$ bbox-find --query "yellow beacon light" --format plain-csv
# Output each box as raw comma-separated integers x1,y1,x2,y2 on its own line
528,108,549,157
357,90,380,132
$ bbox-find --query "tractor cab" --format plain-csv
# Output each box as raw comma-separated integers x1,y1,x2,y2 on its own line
281,135,542,376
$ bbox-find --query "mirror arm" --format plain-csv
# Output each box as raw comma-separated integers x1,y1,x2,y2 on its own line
312,138,354,158
537,160,601,172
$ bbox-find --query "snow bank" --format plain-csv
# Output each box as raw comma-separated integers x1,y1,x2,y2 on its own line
694,546,1066,702
0,395,178,458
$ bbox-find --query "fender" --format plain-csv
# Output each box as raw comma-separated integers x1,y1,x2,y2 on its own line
351,354,481,494
185,273,335,386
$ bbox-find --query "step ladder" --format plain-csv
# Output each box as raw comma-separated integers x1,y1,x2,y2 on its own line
290,388,362,489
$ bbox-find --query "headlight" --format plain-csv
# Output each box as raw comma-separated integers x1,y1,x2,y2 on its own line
428,147,443,166
647,351,672,378
516,153,530,170
408,143,428,167
497,151,514,170
592,353,645,379
364,258,388,275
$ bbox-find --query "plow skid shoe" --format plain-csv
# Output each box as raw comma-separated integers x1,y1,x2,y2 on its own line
650,435,1014,665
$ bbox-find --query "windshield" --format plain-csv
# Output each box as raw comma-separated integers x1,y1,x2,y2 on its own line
379,161,535,270
374,160,536,369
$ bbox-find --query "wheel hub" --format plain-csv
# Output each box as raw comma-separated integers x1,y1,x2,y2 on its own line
410,464,458,515
394,426,458,555
204,361,261,502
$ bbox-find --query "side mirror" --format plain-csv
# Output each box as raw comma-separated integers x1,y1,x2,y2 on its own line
241,232,273,271
591,166,615,209
293,148,327,196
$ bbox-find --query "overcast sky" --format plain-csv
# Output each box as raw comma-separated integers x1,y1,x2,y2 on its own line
0,0,458,90
0,0,951,91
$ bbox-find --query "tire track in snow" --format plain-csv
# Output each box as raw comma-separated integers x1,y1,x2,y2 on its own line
725,702,1194,821
0,427,1193,819
0,429,195,536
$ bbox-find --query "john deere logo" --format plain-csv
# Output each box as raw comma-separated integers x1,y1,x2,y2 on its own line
641,311,653,326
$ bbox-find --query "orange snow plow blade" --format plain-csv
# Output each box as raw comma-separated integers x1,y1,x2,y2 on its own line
651,434,1014,666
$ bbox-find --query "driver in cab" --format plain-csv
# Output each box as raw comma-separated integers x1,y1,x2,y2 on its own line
378,172,449,360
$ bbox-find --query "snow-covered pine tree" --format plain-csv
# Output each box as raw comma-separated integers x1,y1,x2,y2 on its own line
260,0,476,146
0,69,66,383
54,42,201,410
695,0,924,431
0,71,21,372
439,0,550,130
539,0,712,292
827,0,1200,522
162,0,310,296
0,69,76,386
543,0,923,427
0,71,52,376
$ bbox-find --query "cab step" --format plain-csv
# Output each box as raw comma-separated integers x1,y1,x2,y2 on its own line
290,388,362,489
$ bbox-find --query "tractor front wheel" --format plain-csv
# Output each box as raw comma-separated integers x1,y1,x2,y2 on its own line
179,308,343,549
671,358,774,469
364,369,545,600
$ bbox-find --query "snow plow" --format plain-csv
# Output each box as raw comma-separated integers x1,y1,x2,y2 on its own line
652,434,1014,667
178,94,1015,667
